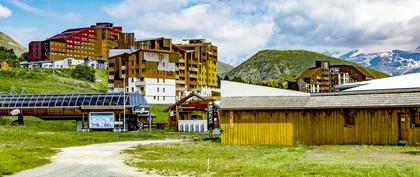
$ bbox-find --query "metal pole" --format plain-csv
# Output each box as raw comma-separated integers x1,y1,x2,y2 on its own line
149,111,152,131
207,155,210,175
123,71,126,132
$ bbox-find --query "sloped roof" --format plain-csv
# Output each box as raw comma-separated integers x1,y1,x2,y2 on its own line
221,80,309,97
163,92,206,112
48,28,86,41
298,68,321,79
221,88,420,109
339,73,420,91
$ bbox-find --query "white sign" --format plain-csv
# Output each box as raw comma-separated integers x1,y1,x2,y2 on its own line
89,112,114,129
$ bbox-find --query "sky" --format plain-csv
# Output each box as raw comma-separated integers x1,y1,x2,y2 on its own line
0,0,419,65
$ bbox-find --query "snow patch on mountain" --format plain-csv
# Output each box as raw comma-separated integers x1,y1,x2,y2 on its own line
324,47,420,76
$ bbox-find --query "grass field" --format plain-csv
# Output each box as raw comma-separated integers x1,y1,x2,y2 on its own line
0,68,107,94
0,117,206,176
149,104,170,123
125,141,420,177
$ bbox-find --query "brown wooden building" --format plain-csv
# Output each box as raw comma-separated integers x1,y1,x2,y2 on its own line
220,88,420,145
293,61,375,93
164,92,219,130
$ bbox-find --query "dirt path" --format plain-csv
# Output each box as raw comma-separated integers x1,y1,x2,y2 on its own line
8,139,185,177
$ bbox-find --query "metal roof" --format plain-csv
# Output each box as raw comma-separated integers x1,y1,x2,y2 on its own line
221,80,309,97
221,89,420,110
0,93,148,109
338,72,420,91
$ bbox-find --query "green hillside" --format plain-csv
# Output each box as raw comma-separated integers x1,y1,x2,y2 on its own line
0,32,27,57
216,61,234,78
226,50,389,87
0,68,107,94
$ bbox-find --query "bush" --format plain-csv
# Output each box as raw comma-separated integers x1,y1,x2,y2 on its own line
71,65,96,82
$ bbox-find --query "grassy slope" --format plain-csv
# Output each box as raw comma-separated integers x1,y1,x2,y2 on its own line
0,32,27,57
0,68,107,94
216,61,234,78
126,141,420,177
0,117,205,176
227,50,389,84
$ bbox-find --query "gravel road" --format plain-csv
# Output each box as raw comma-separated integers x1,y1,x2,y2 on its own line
8,139,185,177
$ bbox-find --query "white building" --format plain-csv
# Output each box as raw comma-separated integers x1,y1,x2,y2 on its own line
20,58,108,69
107,50,178,104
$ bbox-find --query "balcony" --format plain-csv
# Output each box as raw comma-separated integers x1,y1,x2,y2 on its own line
176,86,186,91
176,80,185,84
190,67,198,72
135,81,145,86
189,74,198,78
179,58,185,63
178,66,185,70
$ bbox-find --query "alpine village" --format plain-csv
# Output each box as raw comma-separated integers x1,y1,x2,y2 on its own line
1,1,420,176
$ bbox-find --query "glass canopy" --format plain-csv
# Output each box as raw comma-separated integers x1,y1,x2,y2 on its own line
0,93,148,108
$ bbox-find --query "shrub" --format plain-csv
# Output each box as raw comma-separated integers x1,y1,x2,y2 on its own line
71,65,96,82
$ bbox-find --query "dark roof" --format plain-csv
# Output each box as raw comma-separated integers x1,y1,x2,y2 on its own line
221,89,420,110
298,68,321,79
163,92,206,112
48,28,86,41
0,93,148,109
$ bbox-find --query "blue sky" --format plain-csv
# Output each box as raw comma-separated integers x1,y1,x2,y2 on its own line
1,0,419,65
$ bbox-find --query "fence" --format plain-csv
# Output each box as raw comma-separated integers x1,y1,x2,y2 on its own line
178,120,208,132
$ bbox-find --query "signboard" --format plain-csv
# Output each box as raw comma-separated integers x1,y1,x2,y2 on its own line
207,102,215,130
89,112,114,129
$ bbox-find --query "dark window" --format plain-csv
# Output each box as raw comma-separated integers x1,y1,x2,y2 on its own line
344,108,355,127
412,108,420,127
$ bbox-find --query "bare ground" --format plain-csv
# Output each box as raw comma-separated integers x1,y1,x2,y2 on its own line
7,139,186,177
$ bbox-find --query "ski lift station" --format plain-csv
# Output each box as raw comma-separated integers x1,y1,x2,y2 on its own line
0,93,150,131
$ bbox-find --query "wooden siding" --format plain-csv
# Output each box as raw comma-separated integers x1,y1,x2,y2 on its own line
220,108,420,145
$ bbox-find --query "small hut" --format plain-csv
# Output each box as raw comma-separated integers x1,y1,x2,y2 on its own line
164,92,219,132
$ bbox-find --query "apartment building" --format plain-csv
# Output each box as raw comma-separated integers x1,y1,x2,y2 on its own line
28,22,122,61
294,61,374,93
107,48,179,104
117,32,135,49
175,39,218,97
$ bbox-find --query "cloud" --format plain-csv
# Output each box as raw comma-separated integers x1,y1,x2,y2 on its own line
0,4,12,18
0,26,47,47
8,0,82,22
104,0,274,65
265,0,420,53
104,0,420,65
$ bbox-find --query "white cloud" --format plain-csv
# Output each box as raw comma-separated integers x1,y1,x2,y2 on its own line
0,26,47,47
104,0,420,65
104,0,274,65
8,0,82,22
0,4,12,18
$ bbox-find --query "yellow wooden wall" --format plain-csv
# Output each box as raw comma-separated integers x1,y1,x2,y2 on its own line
220,108,420,145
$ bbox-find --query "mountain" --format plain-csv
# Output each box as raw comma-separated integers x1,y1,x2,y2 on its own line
0,32,27,57
216,61,234,78
327,47,420,76
225,50,389,87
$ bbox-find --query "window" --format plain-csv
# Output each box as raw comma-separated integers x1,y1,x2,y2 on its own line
163,62,165,67
131,87,134,92
157,78,159,83
163,88,165,92
153,96,156,100
412,108,420,127
344,109,355,127
157,87,159,92
163,78,165,83
163,96,165,101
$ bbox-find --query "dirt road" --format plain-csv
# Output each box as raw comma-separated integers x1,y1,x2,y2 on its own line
8,139,185,177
